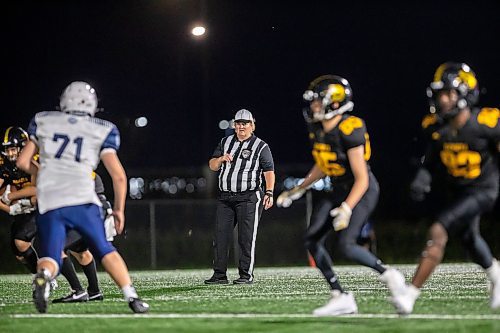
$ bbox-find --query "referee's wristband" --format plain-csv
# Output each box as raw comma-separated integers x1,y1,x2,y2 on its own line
264,190,273,197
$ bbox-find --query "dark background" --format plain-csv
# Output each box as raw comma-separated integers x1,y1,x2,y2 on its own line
2,1,500,217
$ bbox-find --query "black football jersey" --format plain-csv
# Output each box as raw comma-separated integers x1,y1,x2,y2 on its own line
424,107,500,188
307,114,371,184
0,154,34,190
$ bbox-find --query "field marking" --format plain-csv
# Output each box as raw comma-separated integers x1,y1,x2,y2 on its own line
10,313,500,320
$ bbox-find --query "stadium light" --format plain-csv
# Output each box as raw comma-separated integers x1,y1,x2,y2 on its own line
191,26,206,37
134,116,148,128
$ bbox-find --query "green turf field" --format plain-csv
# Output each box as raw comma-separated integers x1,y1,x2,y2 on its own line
1,263,499,332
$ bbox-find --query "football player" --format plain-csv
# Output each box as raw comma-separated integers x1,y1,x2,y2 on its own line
17,81,148,314
52,172,111,304
276,75,405,316
0,127,39,274
391,62,500,314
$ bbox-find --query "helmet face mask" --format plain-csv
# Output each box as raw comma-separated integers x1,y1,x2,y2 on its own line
2,126,28,162
303,75,354,123
428,62,479,120
59,81,98,116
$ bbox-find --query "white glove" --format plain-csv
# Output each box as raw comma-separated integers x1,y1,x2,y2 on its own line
276,186,306,208
1,185,12,205
330,202,352,231
18,198,36,214
104,208,117,241
9,202,23,216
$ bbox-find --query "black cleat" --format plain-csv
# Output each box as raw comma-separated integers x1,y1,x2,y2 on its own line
233,277,253,285
33,272,50,313
88,291,104,301
52,290,89,303
204,275,229,285
128,297,150,313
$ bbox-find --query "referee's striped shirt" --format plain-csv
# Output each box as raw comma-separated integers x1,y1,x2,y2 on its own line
212,134,274,192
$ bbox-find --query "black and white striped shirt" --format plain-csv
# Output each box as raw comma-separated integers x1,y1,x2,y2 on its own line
212,134,274,192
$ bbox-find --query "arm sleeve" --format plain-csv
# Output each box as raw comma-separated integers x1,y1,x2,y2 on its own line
27,117,38,144
340,119,367,150
211,141,223,159
259,145,274,172
100,125,120,155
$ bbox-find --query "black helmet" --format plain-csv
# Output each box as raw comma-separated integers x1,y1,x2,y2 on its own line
427,62,479,118
3,127,28,161
303,75,354,123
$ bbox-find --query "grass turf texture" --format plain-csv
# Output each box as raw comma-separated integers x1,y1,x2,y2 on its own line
1,263,499,332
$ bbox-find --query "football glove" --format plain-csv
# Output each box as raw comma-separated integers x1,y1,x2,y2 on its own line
9,202,23,216
330,202,352,231
410,168,432,202
1,185,12,205
276,187,306,208
104,207,117,241
18,198,37,214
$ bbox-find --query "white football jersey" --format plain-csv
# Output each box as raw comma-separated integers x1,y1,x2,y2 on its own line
28,111,120,214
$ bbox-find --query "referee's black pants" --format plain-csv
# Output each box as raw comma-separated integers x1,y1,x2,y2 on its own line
213,190,263,280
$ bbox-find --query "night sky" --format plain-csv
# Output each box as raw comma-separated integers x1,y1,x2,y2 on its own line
3,1,500,209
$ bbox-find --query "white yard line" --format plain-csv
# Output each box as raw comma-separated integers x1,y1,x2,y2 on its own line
10,313,500,320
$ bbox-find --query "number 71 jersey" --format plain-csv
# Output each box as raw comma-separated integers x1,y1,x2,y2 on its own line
27,111,120,214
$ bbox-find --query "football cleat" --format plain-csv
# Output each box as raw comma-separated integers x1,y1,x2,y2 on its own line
49,279,58,291
390,283,420,315
486,258,500,309
204,275,229,285
128,297,150,314
233,277,253,285
88,291,104,301
52,290,89,303
313,290,358,316
379,268,407,299
33,271,50,313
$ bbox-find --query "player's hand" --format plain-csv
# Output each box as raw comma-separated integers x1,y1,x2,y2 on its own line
330,202,352,231
18,198,36,214
276,187,306,208
410,168,431,202
263,190,274,210
9,202,23,216
1,185,12,205
104,208,117,241
113,210,125,235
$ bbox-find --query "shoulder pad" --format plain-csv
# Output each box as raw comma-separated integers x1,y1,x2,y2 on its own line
421,114,438,129
339,116,364,135
477,107,500,128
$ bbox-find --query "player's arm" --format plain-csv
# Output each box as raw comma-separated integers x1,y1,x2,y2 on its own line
16,141,39,175
300,164,325,189
276,164,324,208
345,145,369,209
0,179,10,213
101,151,127,235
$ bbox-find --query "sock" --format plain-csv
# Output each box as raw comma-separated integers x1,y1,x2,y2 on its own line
82,259,100,293
327,274,344,293
122,285,138,301
60,257,83,291
20,246,38,274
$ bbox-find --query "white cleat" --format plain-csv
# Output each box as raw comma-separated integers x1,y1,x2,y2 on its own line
390,283,420,315
486,258,500,309
313,290,358,316
379,268,406,299
49,279,58,292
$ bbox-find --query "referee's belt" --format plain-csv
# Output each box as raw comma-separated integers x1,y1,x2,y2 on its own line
219,189,258,199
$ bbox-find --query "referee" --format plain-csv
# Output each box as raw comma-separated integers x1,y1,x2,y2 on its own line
204,109,275,285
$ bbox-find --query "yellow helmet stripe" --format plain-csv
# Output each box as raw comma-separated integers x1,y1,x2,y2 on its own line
3,126,13,144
